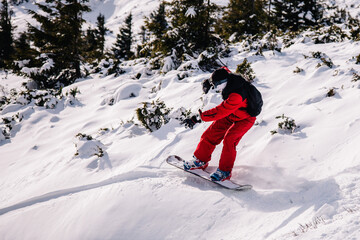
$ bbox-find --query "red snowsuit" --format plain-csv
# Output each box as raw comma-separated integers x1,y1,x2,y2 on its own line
194,92,256,172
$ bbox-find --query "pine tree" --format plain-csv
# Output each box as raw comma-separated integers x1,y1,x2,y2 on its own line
27,0,90,88
0,0,14,68
9,0,28,5
271,0,323,31
84,28,97,58
84,13,109,60
139,25,148,45
300,0,324,27
272,0,301,31
13,32,35,61
94,14,109,58
136,25,151,58
143,1,169,55
167,0,220,55
218,0,268,40
146,2,168,39
112,13,133,60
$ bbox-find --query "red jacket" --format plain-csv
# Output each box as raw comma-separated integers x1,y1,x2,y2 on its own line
200,92,255,122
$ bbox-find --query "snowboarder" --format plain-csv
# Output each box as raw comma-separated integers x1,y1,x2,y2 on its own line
183,67,262,182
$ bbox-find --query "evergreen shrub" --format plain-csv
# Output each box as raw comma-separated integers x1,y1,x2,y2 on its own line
352,73,360,82
136,99,172,132
311,51,334,68
271,114,298,135
236,58,256,82
326,88,336,97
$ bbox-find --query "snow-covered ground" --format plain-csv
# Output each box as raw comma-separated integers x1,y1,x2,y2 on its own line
2,0,360,240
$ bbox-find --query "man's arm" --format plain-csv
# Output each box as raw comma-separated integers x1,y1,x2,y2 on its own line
200,93,247,122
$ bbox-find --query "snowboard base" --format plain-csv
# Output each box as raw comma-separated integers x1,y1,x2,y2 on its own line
166,155,252,191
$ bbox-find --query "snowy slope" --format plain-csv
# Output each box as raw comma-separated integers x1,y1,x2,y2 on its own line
2,0,360,240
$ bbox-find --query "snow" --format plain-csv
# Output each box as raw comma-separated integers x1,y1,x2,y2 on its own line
162,53,176,73
39,57,54,73
185,7,196,18
2,0,360,240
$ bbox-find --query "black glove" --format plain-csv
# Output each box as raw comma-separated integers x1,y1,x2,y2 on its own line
183,115,202,129
202,79,212,94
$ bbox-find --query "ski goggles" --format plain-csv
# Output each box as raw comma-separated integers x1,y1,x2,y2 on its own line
210,78,228,88
202,78,228,94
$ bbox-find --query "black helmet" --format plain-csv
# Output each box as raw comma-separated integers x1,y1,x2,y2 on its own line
202,67,230,94
210,68,229,87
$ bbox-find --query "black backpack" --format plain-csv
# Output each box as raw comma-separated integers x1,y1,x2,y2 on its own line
244,82,263,117
222,73,263,117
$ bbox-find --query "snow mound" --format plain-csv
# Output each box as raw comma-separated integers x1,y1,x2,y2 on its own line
114,82,142,100
101,82,142,106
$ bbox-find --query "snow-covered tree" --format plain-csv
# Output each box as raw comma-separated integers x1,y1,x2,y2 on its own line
25,0,90,88
112,13,133,60
217,0,268,40
0,0,14,68
84,13,110,60
143,1,169,55
166,0,221,56
145,2,168,40
94,14,109,58
272,0,323,31
301,0,324,27
12,32,35,62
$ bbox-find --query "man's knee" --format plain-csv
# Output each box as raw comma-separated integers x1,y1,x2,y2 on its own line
223,134,241,148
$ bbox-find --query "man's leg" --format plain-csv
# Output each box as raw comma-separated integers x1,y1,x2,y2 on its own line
218,118,255,172
194,117,233,163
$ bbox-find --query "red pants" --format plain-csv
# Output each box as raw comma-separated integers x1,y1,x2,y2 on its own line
194,117,255,172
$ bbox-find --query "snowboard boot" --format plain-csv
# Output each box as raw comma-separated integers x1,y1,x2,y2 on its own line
184,156,209,171
210,168,232,182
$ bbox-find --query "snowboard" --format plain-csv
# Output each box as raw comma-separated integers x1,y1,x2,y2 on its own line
166,155,252,191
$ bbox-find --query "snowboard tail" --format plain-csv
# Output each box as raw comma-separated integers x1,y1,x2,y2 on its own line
166,155,252,191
